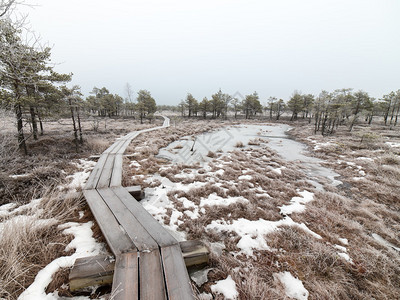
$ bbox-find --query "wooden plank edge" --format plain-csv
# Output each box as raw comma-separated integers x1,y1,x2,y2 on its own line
68,241,209,292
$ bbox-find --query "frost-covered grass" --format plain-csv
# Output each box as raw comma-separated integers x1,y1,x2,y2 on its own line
124,120,400,299
0,152,105,298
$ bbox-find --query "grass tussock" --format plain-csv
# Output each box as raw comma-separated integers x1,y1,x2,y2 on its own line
0,190,87,299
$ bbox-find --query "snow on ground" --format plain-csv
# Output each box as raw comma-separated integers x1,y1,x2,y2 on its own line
356,157,374,162
372,233,400,252
8,173,32,179
280,190,314,215
206,216,322,256
210,275,238,300
385,141,400,148
313,142,334,151
334,245,353,263
199,193,248,207
0,199,54,234
66,159,96,191
274,271,309,300
18,221,105,300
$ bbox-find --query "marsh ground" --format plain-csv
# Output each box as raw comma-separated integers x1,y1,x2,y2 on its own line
1,115,399,299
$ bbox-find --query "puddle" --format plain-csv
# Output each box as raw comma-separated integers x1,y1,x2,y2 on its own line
157,124,341,190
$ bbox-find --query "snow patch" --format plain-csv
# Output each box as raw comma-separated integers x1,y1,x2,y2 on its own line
238,174,252,181
66,159,96,191
206,216,321,256
210,275,238,299
372,233,400,252
200,193,249,207
280,190,314,215
19,221,104,300
386,141,400,148
274,271,309,300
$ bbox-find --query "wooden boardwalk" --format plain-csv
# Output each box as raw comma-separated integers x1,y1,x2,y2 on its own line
83,117,194,300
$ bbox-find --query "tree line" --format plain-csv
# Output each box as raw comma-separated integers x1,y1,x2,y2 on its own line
0,2,157,154
175,88,400,134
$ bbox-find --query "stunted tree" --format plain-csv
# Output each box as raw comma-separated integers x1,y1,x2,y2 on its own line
199,97,210,119
0,19,71,153
382,90,400,128
348,90,370,132
124,82,135,116
60,85,84,150
267,97,277,119
136,89,156,124
287,91,303,121
275,99,285,120
242,92,262,119
210,89,225,118
231,97,241,119
185,93,197,117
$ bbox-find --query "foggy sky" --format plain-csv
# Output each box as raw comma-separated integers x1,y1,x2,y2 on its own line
19,0,400,105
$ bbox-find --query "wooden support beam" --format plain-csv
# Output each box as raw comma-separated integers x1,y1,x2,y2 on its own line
69,241,209,292
88,155,101,161
69,255,115,292
125,186,144,200
180,240,209,267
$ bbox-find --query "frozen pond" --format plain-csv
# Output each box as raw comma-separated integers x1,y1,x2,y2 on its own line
157,124,341,190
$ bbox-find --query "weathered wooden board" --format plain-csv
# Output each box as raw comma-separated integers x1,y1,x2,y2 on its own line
96,154,116,189
110,154,123,187
97,188,159,251
103,138,125,154
83,189,135,255
112,186,178,247
111,252,139,300
139,250,167,300
85,154,108,190
161,244,194,300
69,255,115,291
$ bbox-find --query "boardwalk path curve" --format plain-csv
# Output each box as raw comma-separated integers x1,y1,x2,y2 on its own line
83,117,194,300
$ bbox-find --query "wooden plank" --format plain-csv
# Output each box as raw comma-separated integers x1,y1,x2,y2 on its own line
110,154,123,187
96,154,116,189
69,255,115,291
111,252,139,300
97,188,159,251
139,250,167,300
85,154,108,190
111,132,138,155
179,240,209,267
161,244,194,300
112,186,178,247
103,138,125,154
83,189,135,255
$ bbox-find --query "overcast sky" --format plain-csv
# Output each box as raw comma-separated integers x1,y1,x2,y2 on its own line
19,0,400,105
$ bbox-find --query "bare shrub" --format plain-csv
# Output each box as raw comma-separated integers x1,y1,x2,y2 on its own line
235,141,244,148
207,151,216,158
248,138,261,146
85,137,110,154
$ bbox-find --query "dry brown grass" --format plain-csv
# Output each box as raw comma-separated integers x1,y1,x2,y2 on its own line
0,190,87,299
133,120,400,299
